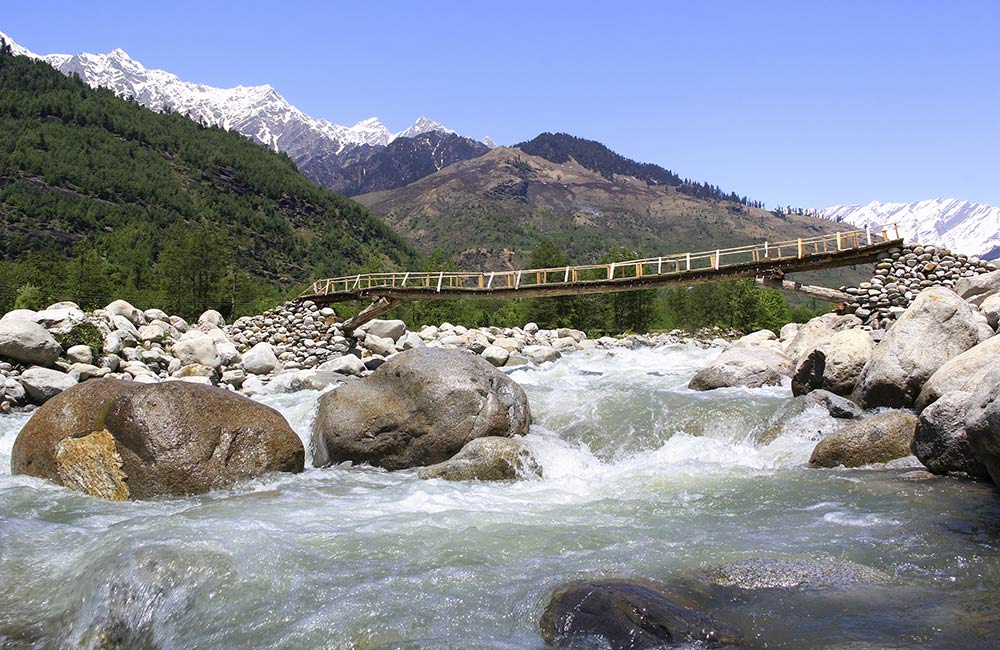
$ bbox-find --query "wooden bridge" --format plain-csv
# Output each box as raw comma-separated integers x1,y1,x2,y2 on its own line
299,224,901,331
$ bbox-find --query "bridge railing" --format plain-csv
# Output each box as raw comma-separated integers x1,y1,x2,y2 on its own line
302,224,900,298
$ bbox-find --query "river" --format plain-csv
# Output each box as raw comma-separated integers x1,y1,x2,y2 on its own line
1,343,998,649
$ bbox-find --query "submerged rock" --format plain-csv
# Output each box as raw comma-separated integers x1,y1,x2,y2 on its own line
853,287,985,409
700,558,891,590
540,579,743,649
688,346,793,391
418,436,541,481
312,348,531,470
809,411,917,468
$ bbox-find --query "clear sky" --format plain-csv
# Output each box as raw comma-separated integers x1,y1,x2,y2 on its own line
3,0,999,209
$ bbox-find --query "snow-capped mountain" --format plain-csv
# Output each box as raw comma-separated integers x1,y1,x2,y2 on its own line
819,198,1000,259
0,30,493,195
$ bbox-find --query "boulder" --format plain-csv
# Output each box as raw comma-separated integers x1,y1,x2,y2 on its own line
730,329,777,348
791,329,874,397
980,294,1000,330
362,333,397,357
242,342,279,375
809,411,917,468
312,348,531,470
523,322,539,334
853,287,985,409
14,381,304,500
913,391,990,477
32,307,85,334
397,331,425,350
540,580,743,650
688,346,793,391
803,389,863,419
965,367,1000,484
197,309,226,330
915,334,1000,412
418,436,541,481
10,379,142,480
0,320,63,366
955,269,1000,305
317,354,366,377
784,313,862,362
65,344,93,365
171,336,221,369
522,345,560,365
104,300,144,326
19,367,78,404
480,345,510,367
364,319,406,341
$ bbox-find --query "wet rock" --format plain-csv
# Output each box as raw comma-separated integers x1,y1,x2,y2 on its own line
915,334,1000,412
853,287,985,409
418,436,541,481
0,320,63,366
688,346,793,391
312,348,531,470
792,329,874,397
700,558,891,590
809,411,917,468
19,367,78,404
540,579,743,649
10,379,142,481
965,367,1000,485
804,389,863,419
913,391,990,477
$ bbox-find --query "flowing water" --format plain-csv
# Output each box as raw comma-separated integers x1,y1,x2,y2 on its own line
1,344,998,649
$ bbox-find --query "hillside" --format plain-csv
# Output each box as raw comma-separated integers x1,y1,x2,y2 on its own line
0,45,415,315
357,145,852,271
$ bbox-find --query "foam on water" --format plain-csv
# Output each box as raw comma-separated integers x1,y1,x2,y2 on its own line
1,344,999,649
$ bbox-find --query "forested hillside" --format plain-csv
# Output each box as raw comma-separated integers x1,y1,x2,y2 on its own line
0,42,415,317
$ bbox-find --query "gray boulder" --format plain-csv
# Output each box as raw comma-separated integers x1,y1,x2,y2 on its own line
197,309,226,330
171,336,221,369
955,269,1000,305
965,366,1000,484
804,389,863,419
915,334,1000,412
65,344,93,365
809,410,917,468
980,294,1000,330
522,345,560,365
362,333,397,357
784,313,862,362
914,391,990,477
311,348,531,470
242,342,279,375
0,320,63,366
853,287,985,409
317,354,366,377
418,436,541,481
104,300,145,326
19,366,79,404
480,345,510,367
689,346,793,391
364,319,406,341
540,579,743,650
792,329,874,397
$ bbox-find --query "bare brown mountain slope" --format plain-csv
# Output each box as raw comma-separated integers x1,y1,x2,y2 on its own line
356,147,856,275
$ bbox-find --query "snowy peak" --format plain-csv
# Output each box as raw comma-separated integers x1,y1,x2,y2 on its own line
396,116,456,140
0,30,37,58
818,198,1000,259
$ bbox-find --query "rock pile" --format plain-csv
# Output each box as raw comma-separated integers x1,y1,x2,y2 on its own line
839,243,997,329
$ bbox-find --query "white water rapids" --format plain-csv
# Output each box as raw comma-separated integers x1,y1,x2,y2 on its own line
1,343,998,649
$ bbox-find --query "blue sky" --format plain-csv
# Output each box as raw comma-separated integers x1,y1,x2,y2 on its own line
4,0,999,208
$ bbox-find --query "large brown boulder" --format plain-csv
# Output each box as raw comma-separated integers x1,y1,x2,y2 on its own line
11,380,304,499
853,287,985,409
809,411,917,468
540,579,743,649
311,348,531,470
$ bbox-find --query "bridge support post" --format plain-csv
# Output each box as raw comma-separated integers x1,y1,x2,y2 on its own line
342,297,403,335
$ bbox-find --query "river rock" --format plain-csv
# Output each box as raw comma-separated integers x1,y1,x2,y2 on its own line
0,320,63,366
19,367,78,404
915,334,1000,412
522,345,560,364
317,354,366,377
784,313,862,362
809,410,917,468
853,287,984,409
480,345,510,367
804,389,863,419
791,329,874,397
171,336,221,369
688,346,793,391
242,342,279,375
965,367,1000,484
197,309,226,330
64,344,93,365
700,558,891,590
364,319,406,341
730,329,778,348
540,579,743,649
312,348,531,470
362,333,397,357
955,269,1000,305
54,382,302,499
10,379,142,480
913,391,990,477
418,436,541,481
104,300,144,326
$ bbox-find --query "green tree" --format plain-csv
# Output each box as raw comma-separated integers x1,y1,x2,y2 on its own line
598,247,659,333
526,240,577,329
157,223,233,317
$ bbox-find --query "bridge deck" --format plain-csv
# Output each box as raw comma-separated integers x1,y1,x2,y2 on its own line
300,225,900,305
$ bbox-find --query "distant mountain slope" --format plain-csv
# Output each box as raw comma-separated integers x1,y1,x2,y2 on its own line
0,30,493,196
0,46,414,289
819,199,1000,259
357,146,848,270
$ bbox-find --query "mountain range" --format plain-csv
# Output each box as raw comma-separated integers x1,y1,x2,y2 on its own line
818,199,1000,260
0,30,492,196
